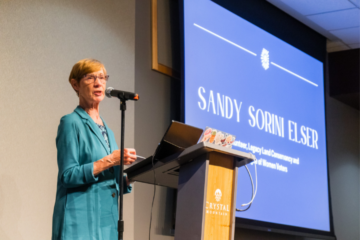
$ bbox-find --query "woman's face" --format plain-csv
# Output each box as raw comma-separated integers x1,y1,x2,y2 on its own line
74,69,107,105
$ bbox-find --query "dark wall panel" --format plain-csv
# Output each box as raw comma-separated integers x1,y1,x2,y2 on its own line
329,49,360,110
211,0,326,62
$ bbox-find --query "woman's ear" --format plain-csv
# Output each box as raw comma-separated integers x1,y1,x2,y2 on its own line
70,79,79,94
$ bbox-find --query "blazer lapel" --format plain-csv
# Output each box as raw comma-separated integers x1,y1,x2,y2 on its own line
74,106,110,155
102,118,116,152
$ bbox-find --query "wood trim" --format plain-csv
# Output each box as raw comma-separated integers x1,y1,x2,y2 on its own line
230,165,238,239
151,0,159,70
201,160,210,240
151,0,180,79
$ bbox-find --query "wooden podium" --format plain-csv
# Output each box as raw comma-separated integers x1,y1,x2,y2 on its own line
125,141,255,240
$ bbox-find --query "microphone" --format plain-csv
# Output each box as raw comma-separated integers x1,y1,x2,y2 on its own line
105,87,139,101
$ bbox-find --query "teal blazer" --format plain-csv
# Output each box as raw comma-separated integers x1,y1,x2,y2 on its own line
52,106,132,240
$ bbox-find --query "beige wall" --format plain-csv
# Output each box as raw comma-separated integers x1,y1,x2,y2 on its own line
0,0,135,239
134,0,177,239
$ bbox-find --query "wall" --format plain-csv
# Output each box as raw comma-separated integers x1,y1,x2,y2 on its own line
324,56,359,240
134,0,177,239
0,1,135,239
326,97,359,240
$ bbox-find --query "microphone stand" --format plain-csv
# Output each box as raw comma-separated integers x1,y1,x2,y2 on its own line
118,96,126,240
106,87,138,240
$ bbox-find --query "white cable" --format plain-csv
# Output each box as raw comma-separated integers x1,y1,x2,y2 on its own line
244,165,254,202
241,158,258,206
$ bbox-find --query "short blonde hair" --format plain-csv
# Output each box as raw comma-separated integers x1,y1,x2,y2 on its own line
69,58,107,94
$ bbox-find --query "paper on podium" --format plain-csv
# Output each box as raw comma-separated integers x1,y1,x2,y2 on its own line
126,155,146,167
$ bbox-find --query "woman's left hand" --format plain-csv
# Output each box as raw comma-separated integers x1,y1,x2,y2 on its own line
123,148,137,165
94,148,137,176
108,148,136,166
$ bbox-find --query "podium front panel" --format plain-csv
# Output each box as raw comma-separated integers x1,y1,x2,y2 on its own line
204,152,235,240
174,151,238,240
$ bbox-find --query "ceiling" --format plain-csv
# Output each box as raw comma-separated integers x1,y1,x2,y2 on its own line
267,0,360,52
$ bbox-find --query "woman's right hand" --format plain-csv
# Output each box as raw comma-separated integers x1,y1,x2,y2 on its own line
109,148,137,166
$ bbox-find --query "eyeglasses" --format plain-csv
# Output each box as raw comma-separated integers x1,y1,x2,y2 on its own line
82,74,109,84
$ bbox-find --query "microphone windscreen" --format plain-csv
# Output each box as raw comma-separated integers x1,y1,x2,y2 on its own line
105,87,114,98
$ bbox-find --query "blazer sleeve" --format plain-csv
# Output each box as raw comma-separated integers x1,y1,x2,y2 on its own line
56,116,99,188
114,166,132,194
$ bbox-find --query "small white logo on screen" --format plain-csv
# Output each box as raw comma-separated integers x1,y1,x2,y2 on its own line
215,189,222,202
261,48,270,70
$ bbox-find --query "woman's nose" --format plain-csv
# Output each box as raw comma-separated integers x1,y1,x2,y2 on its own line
93,77,102,85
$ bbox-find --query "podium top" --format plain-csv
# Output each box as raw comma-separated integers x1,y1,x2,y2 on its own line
125,142,255,188
176,141,256,166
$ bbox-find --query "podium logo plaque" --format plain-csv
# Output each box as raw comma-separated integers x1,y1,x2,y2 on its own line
215,189,222,202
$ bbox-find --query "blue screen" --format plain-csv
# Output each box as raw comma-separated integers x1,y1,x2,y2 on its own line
184,0,330,231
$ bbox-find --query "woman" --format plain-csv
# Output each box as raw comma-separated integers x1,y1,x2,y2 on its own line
52,59,136,240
